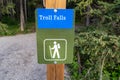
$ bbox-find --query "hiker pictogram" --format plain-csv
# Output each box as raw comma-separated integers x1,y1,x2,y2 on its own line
43,39,67,61
49,41,60,58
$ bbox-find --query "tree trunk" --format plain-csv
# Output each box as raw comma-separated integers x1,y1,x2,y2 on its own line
0,0,4,20
24,0,27,22
77,48,82,74
10,0,15,19
43,0,46,7
0,12,2,20
27,0,31,19
0,5,2,20
20,0,25,31
0,0,3,5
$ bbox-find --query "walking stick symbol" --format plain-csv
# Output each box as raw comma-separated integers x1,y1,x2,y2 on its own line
49,46,52,58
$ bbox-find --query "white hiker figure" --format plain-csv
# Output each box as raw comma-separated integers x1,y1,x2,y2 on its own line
49,41,60,58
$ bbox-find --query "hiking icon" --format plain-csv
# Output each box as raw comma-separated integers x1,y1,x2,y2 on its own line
49,41,60,59
43,39,67,61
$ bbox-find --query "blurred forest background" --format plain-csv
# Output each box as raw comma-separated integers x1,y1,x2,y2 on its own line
0,0,43,35
0,0,120,80
0,0,120,35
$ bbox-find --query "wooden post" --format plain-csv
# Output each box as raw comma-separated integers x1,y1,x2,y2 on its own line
45,0,66,80
45,0,66,8
47,64,64,80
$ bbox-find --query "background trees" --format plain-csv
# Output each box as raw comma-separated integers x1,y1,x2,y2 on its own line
0,0,15,35
0,0,120,79
68,0,120,29
67,0,120,80
0,0,120,33
0,0,43,35
20,0,25,31
0,0,118,32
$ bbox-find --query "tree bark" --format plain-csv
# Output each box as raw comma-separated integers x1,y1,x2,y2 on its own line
24,0,27,21
0,0,4,20
77,47,82,74
20,0,25,31
43,0,46,7
10,0,15,19
0,3,2,20
0,12,2,20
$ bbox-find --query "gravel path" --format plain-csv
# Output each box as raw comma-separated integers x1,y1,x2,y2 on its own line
0,33,70,80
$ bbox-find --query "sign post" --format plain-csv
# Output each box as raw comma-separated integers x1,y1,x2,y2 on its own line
36,0,74,80
45,1,66,80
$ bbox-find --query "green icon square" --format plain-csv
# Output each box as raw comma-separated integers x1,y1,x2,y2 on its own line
44,39,67,61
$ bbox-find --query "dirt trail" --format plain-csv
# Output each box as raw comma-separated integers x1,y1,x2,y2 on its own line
0,33,70,80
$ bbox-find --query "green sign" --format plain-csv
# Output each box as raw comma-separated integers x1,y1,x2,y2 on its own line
36,9,74,64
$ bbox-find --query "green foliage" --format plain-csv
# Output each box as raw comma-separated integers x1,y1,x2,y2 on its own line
68,55,80,80
69,27,120,80
24,22,35,33
0,22,9,36
74,0,120,28
0,1,16,36
1,2,15,15
75,0,93,15
1,16,18,25
28,0,43,8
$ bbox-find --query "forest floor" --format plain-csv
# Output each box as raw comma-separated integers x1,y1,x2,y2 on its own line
0,33,69,80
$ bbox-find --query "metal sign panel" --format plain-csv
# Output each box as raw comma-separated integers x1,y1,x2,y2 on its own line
36,9,74,64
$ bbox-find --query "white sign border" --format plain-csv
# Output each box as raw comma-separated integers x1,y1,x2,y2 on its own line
43,39,67,61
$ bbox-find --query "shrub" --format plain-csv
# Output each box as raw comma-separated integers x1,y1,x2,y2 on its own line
0,22,9,36
69,29,120,80
1,16,18,25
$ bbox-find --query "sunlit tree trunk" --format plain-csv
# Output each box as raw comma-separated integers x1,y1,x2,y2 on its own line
43,0,46,7
20,0,25,31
